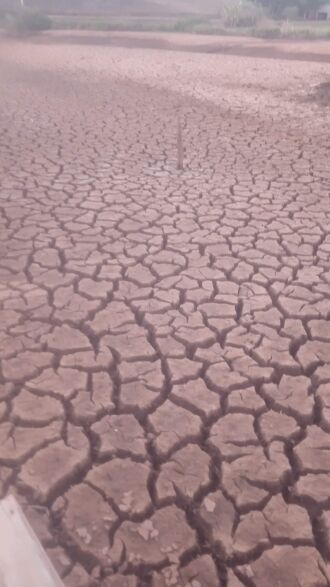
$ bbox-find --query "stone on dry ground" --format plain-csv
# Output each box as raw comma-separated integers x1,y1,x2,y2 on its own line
0,31,329,586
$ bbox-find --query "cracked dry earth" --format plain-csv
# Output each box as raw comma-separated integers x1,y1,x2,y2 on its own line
0,32,330,587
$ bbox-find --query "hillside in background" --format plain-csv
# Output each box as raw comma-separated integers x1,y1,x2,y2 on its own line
0,0,221,15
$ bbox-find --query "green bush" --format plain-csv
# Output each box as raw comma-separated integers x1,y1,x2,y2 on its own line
5,9,51,35
221,0,264,27
281,26,315,38
173,17,209,32
252,26,282,37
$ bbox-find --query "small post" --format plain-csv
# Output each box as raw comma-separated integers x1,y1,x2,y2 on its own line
177,118,183,171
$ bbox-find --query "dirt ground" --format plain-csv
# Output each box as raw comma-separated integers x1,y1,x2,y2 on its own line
0,31,330,586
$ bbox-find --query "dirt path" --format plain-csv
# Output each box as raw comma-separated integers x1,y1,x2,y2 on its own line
0,32,330,587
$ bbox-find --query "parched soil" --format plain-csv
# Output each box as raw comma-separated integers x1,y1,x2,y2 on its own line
311,81,330,106
0,31,330,587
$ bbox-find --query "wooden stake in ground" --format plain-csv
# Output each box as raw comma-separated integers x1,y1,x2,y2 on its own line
177,118,183,170
0,495,63,586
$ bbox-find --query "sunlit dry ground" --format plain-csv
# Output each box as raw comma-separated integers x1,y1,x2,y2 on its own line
0,31,330,586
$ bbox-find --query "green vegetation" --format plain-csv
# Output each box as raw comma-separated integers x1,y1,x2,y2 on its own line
173,16,210,32
254,0,325,18
46,0,330,39
49,14,180,32
219,0,264,27
0,0,329,39
4,8,51,34
48,13,330,39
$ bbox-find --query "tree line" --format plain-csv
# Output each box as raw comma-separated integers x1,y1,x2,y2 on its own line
254,0,327,17
0,0,328,18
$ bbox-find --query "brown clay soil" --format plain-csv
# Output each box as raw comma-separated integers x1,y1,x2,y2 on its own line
0,30,330,587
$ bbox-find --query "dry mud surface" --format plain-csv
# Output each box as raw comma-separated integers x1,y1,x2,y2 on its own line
0,31,330,586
